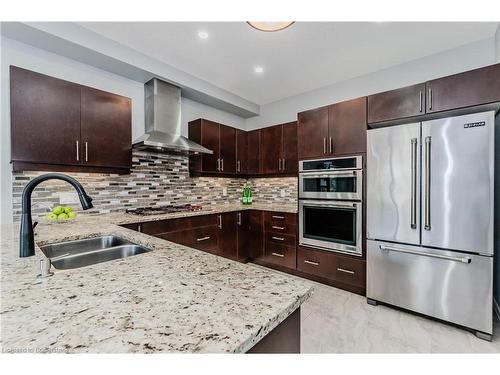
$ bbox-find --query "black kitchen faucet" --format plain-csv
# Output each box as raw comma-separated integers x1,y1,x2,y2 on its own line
19,173,93,257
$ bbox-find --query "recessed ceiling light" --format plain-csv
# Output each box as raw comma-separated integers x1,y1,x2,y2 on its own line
198,31,209,39
254,66,264,74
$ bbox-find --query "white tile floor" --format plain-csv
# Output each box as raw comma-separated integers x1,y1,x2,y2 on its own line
300,281,500,353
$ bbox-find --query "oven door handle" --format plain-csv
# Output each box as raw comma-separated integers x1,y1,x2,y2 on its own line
300,200,359,208
300,171,358,178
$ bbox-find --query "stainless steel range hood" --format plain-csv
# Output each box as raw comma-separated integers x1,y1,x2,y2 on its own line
133,78,213,154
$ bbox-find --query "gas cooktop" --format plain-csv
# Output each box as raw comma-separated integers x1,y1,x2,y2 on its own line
125,204,204,216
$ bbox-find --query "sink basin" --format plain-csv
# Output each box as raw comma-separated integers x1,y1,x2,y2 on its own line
39,235,152,270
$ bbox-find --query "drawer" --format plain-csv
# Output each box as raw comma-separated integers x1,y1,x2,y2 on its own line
264,220,296,235
297,246,365,288
334,255,365,288
265,232,296,247
297,246,334,279
262,242,296,269
264,211,297,230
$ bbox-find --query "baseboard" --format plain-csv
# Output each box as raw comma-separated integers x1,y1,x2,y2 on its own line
494,298,500,322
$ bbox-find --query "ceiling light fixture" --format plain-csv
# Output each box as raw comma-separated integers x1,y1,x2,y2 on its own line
198,31,209,39
247,22,294,32
254,66,264,74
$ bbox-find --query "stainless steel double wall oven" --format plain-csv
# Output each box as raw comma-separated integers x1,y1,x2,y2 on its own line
299,156,363,256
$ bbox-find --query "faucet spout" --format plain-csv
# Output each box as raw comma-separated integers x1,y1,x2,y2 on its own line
19,173,93,257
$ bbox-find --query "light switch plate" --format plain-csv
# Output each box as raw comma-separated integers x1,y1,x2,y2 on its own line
222,187,228,196
59,192,79,204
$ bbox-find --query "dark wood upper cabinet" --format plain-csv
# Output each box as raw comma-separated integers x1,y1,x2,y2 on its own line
219,124,236,174
261,125,282,174
10,66,132,173
426,63,500,113
247,129,261,175
367,83,425,124
10,66,82,167
281,121,298,174
188,119,219,173
236,129,247,175
297,106,329,160
81,86,131,169
329,97,367,155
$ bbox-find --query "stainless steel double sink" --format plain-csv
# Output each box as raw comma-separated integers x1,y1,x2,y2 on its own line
39,235,152,270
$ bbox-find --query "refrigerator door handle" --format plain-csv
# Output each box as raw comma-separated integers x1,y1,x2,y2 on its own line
410,138,418,229
379,244,471,264
424,136,431,231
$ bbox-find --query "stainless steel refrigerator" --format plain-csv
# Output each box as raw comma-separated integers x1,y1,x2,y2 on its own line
366,111,495,340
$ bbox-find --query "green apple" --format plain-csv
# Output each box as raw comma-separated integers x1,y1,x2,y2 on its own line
47,213,58,221
67,212,77,219
63,206,73,214
52,206,64,215
57,213,69,220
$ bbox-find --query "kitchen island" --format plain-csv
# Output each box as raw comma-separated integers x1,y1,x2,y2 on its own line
0,204,312,353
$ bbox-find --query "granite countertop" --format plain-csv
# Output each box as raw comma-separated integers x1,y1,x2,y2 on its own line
0,203,312,353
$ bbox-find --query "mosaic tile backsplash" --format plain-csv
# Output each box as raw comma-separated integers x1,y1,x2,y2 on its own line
11,151,297,222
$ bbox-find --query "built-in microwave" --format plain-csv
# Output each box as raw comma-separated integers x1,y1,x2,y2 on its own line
299,156,363,200
299,200,362,256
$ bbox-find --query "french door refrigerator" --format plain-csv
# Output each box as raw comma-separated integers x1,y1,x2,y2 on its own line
366,111,495,340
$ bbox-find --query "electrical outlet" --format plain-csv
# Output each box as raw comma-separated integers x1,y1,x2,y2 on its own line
222,187,228,196
280,189,286,198
59,192,79,204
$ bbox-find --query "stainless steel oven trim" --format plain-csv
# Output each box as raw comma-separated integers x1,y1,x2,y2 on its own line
299,155,363,172
299,169,363,200
299,200,362,256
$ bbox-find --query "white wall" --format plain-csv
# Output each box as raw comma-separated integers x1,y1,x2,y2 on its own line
0,37,245,225
246,37,497,129
496,25,500,62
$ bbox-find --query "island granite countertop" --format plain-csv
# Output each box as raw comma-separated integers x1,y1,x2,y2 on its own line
0,203,313,353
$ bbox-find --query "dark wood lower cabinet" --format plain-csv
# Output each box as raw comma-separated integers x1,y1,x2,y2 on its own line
297,246,366,295
121,210,366,296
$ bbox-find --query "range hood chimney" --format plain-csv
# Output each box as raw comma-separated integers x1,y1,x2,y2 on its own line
133,78,213,154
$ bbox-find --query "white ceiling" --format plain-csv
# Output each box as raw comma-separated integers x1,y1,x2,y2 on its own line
79,22,499,105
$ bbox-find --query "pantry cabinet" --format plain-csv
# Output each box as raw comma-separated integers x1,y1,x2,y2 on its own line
10,66,132,174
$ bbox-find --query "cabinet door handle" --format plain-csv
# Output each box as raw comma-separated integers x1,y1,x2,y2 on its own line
282,158,286,171
271,226,285,230
271,236,284,241
218,215,222,229
76,140,79,161
323,137,327,154
337,267,355,275
271,252,284,258
272,215,285,219
237,212,242,226
428,88,433,110
419,90,423,112
329,137,333,154
278,158,282,171
304,260,319,266
197,236,211,242
216,158,220,171
237,160,241,172
221,158,224,171
137,224,142,233
85,141,88,162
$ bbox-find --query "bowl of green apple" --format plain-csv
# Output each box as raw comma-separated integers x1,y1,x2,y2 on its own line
46,206,78,224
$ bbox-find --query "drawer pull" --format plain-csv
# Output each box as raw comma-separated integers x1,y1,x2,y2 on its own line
271,252,284,258
197,236,211,242
337,267,355,275
271,236,284,241
272,215,285,219
304,260,319,266
271,226,285,230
